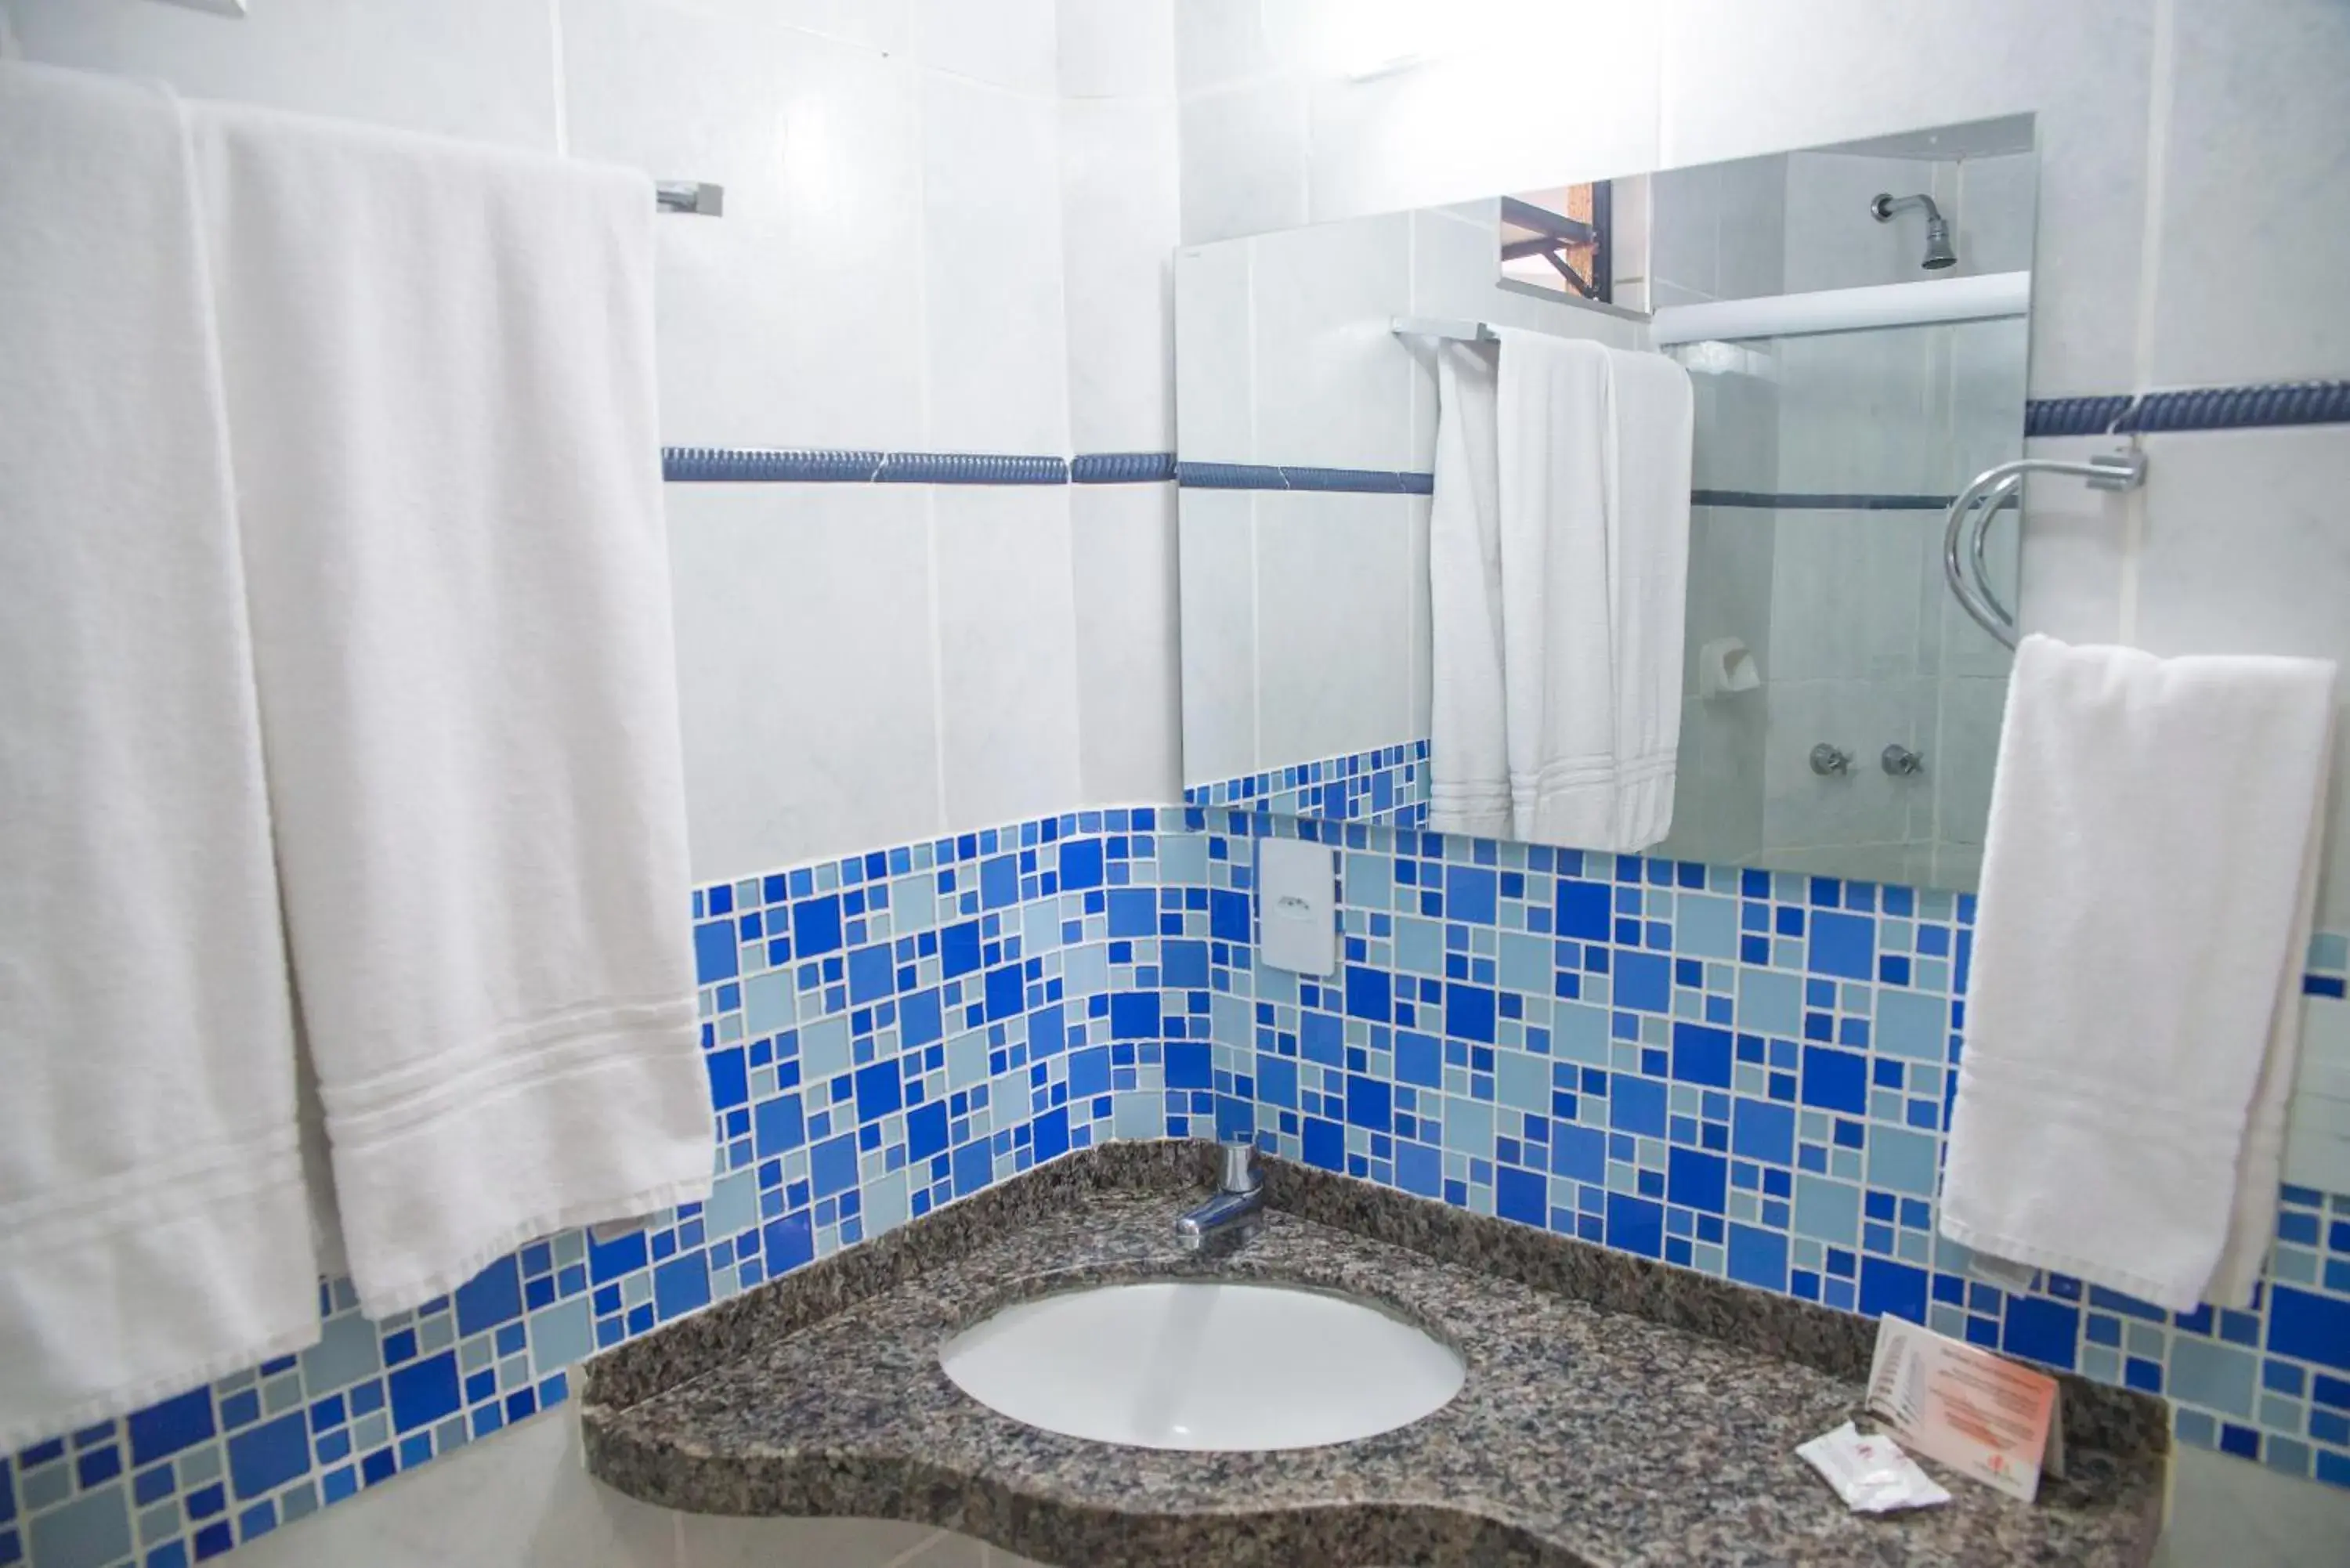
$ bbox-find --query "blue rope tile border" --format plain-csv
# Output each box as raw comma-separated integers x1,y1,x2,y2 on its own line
662,449,1178,486
1692,490,1954,511
1173,461,1433,493
2025,381,2350,437
654,377,2348,490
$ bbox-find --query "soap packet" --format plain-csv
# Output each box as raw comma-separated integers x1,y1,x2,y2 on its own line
1797,1421,1953,1515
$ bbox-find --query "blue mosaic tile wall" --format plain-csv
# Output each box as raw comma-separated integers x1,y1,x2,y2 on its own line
1185,739,1430,829
1179,804,2350,1493
9,789,2348,1568
0,807,1197,1568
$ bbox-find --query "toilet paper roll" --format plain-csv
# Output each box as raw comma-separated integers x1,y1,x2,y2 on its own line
1698,637,1760,698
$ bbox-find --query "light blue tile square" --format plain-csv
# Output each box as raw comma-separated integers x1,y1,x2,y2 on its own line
1875,990,1948,1061
1495,1050,1550,1114
1064,942,1109,1001
947,1028,992,1089
1793,1175,1860,1245
1394,916,1444,977
1444,1097,1495,1157
1677,894,1737,959
1866,1127,1939,1197
800,1017,852,1081
1158,832,1209,887
528,1298,591,1371
31,1485,131,1568
2168,1338,2258,1418
1737,970,1801,1036
1499,933,1550,995
741,971,796,1036
1553,1003,1612,1064
1345,853,1393,910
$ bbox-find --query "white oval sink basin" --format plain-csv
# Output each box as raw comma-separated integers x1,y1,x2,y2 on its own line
939,1280,1464,1451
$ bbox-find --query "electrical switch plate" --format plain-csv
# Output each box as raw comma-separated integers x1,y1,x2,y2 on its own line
1257,838,1335,977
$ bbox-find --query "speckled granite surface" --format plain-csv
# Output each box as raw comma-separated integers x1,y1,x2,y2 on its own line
580,1142,2165,1567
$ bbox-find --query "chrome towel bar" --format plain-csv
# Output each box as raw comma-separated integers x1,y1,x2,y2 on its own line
1943,449,2148,649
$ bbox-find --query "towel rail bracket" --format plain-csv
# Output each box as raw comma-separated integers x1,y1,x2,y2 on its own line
1943,445,2149,650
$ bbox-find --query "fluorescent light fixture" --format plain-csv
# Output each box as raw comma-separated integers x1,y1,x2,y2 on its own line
150,0,249,16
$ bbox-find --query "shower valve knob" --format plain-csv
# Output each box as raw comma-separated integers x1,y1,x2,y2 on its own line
1881,744,1924,776
1809,743,1850,777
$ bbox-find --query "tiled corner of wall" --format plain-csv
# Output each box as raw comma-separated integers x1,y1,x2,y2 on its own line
0,807,1191,1568
1177,802,2350,1492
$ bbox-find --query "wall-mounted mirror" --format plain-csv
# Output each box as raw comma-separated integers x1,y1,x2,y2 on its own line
1176,116,2038,893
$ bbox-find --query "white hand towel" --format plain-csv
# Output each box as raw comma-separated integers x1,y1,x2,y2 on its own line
186,101,715,1315
1427,340,1512,836
1494,333,1693,851
0,63,320,1449
1940,635,2337,1311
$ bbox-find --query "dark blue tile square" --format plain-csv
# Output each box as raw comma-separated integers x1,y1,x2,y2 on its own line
1346,1074,1393,1133
387,1353,459,1435
454,1255,522,1337
791,894,843,958
1799,1046,1868,1115
1670,1023,1732,1087
226,1413,308,1500
1606,1193,1664,1257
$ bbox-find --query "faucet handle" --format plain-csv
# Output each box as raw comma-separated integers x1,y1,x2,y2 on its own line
1218,1139,1261,1194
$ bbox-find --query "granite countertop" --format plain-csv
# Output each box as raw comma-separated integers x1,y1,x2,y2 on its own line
579,1143,2166,1567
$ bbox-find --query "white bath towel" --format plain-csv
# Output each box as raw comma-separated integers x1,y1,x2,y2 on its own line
1427,340,1512,836
1495,334,1693,850
186,102,714,1315
1940,635,2337,1311
0,63,320,1449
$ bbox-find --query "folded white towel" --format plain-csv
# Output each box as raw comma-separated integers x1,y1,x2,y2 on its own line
1493,333,1693,851
0,62,320,1450
1427,340,1513,837
1940,635,2338,1311
188,101,715,1315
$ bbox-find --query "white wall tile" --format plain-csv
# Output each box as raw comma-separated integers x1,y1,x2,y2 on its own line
1249,211,1413,471
1071,485,1183,803
1061,96,1180,452
2126,425,2350,928
667,485,940,879
7,0,560,148
1177,489,1259,783
563,0,925,448
1766,509,1925,684
1058,0,1175,99
911,0,1054,95
932,487,1084,828
219,1413,676,1568
1658,0,2157,398
1254,491,1413,766
1174,0,1278,96
640,0,909,55
1930,675,2007,847
1954,150,2037,276
1303,14,1661,227
1178,78,1309,244
1173,240,1255,461
2144,0,2350,388
920,71,1070,453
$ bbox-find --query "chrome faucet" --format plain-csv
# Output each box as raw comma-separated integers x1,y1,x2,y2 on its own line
1175,1140,1264,1247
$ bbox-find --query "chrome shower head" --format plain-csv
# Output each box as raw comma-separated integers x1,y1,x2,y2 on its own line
1871,192,1958,270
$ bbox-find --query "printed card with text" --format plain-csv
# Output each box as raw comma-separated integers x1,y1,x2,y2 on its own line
1866,1317,2063,1503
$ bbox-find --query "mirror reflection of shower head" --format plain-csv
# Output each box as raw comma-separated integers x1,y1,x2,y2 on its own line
1871,192,1958,269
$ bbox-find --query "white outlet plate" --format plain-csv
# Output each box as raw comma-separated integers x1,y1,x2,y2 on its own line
1257,838,1336,978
